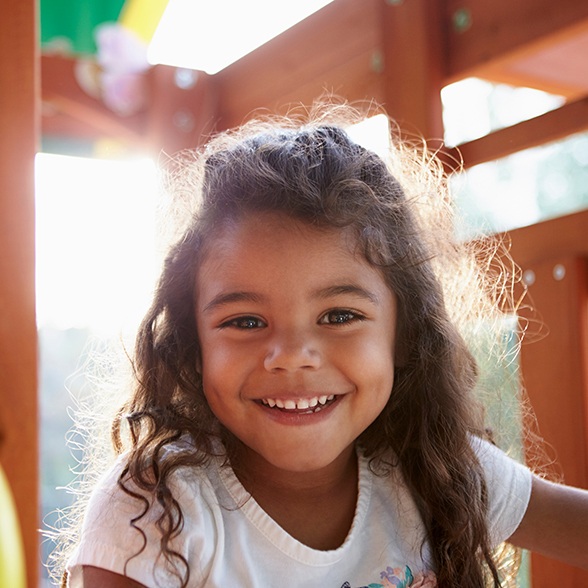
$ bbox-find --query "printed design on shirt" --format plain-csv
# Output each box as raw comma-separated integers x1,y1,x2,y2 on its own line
340,564,437,588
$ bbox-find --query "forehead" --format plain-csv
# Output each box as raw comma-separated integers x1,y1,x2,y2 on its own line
196,213,390,298
204,213,352,258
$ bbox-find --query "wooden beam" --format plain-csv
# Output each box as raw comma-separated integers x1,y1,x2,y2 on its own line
42,54,148,146
220,49,385,131
146,65,220,155
507,211,588,586
520,257,588,587
469,21,588,100
0,1,39,587
507,208,588,267
444,96,588,170
43,92,146,146
379,0,445,142
444,0,588,81
42,56,220,155
216,0,381,128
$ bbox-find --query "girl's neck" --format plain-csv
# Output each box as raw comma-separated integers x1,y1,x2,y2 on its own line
231,443,359,550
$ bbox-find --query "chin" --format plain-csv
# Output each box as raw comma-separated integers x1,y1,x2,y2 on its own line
261,443,356,475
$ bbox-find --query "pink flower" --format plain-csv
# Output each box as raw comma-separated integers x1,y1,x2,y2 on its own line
411,571,437,587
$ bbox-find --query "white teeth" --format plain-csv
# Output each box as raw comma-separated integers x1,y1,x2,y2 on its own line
261,395,337,410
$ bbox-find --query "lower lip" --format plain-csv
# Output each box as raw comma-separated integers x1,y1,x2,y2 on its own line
255,396,342,426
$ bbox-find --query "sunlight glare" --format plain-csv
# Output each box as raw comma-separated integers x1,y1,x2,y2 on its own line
148,0,335,74
347,114,391,159
35,154,160,338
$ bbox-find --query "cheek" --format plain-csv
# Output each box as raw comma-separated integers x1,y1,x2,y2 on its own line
367,341,395,396
199,338,251,397
343,335,395,389
360,326,396,364
198,341,226,396
198,330,231,372
199,365,236,424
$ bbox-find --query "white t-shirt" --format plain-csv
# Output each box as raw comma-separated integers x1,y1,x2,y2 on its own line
67,439,532,587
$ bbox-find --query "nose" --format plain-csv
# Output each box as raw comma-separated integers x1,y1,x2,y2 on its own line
263,327,321,372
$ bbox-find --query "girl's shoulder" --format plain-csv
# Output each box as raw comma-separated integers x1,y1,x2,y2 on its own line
87,437,225,514
470,436,533,544
363,437,533,547
469,435,532,486
68,442,225,587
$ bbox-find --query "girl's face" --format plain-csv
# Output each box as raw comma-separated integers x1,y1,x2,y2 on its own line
195,212,397,476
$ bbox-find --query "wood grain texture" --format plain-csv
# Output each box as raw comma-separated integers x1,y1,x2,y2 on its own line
0,1,39,587
509,212,588,586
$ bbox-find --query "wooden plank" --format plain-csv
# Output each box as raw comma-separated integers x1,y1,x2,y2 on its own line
42,54,148,146
516,255,588,586
507,209,588,267
0,1,39,587
379,0,445,142
43,92,147,145
516,258,588,486
218,49,384,130
470,20,588,99
444,96,588,170
146,65,220,154
216,0,380,127
507,212,588,585
42,56,222,154
444,0,588,81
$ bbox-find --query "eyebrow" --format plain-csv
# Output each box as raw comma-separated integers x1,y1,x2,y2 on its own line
312,284,380,304
202,291,266,314
201,283,380,314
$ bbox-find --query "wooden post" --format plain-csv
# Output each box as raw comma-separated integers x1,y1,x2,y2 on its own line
379,0,445,142
519,256,588,488
0,1,39,587
147,65,219,155
509,210,588,587
518,256,588,586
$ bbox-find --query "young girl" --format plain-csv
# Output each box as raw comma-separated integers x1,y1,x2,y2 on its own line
61,107,588,587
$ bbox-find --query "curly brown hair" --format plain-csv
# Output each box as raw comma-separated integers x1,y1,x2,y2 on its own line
100,107,520,587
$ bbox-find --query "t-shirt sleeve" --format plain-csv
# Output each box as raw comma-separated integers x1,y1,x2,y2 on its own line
66,459,219,588
472,438,533,546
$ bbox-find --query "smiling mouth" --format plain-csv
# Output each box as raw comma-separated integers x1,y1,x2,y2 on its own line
260,395,338,413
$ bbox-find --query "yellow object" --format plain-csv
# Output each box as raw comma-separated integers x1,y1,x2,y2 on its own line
0,465,26,588
119,0,170,43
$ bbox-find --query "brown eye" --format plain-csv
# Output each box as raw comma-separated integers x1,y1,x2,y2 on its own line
319,310,364,325
220,316,266,329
